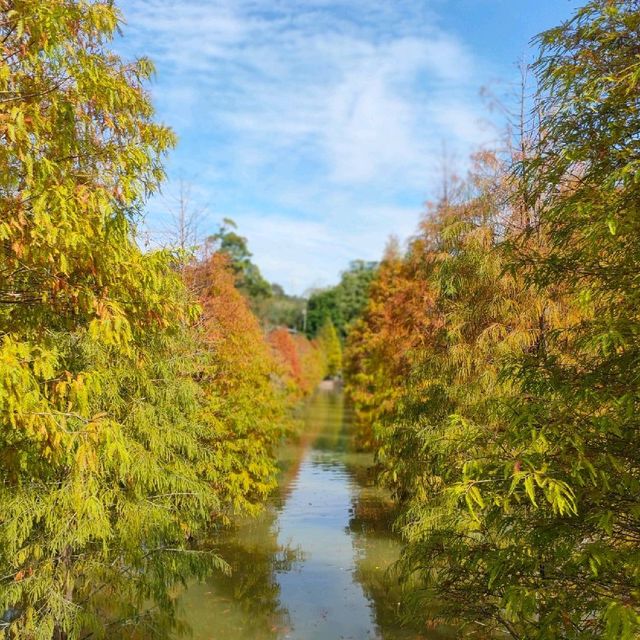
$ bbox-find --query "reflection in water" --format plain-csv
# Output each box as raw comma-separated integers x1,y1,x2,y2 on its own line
176,390,443,639
176,510,300,638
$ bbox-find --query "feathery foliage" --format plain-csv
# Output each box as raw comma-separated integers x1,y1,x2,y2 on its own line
345,2,640,636
268,327,326,397
317,319,342,379
0,3,289,638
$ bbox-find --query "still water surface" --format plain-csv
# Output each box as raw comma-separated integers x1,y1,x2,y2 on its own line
176,389,436,640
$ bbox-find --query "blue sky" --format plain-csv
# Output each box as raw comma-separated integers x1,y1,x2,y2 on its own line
117,0,579,294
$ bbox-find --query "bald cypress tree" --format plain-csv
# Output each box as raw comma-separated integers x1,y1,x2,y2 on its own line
498,1,640,635
346,2,640,637
0,3,280,638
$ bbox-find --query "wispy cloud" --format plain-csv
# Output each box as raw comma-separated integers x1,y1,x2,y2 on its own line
117,0,497,293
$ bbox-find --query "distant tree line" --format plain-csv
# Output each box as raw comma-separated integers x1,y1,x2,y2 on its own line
306,260,378,338
205,218,309,332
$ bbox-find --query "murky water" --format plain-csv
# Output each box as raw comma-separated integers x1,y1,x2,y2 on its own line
176,389,439,640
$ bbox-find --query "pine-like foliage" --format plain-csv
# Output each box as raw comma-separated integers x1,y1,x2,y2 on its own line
496,1,640,635
344,237,437,453
268,327,325,397
185,253,289,518
347,155,560,636
384,160,568,638
317,320,342,378
345,2,640,637
0,3,285,638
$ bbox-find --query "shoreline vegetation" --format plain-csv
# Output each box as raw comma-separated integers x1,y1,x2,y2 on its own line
344,2,640,637
1,0,639,639
0,3,331,637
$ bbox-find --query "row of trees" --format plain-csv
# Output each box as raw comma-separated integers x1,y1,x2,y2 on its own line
203,220,370,374
0,2,325,638
300,260,376,380
345,1,639,638
205,220,333,384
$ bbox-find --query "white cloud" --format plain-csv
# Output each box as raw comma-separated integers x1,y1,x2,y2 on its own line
232,205,419,294
117,0,497,294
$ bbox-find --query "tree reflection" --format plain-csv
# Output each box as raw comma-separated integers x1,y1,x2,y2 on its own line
175,389,452,640
176,508,303,639
345,431,453,639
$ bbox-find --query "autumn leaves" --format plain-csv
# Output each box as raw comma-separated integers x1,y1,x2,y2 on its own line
0,3,319,638
344,1,640,637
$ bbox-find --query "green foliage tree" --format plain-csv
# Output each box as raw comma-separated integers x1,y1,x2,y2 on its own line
306,260,377,338
205,220,309,331
254,283,307,332
207,218,273,303
338,260,379,329
306,287,341,338
318,319,342,378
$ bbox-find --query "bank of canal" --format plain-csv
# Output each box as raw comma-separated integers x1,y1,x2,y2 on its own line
176,389,442,639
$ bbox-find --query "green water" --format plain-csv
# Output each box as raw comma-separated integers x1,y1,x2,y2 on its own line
176,389,437,640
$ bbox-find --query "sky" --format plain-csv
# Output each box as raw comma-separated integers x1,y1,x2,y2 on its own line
116,0,579,295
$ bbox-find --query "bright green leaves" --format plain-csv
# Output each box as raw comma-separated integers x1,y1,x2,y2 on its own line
461,482,485,523
0,1,284,638
604,602,640,640
507,467,577,516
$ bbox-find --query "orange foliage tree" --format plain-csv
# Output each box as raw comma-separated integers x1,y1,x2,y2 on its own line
268,327,326,397
344,233,439,452
185,253,289,516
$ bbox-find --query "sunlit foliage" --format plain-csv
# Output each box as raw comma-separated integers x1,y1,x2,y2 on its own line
346,1,640,636
185,253,289,518
268,327,326,397
345,237,435,452
317,319,342,378
499,1,640,634
0,3,288,638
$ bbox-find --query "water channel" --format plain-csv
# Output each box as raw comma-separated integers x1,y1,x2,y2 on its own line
176,389,443,640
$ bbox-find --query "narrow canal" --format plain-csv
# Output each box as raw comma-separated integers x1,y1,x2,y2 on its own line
176,389,440,639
